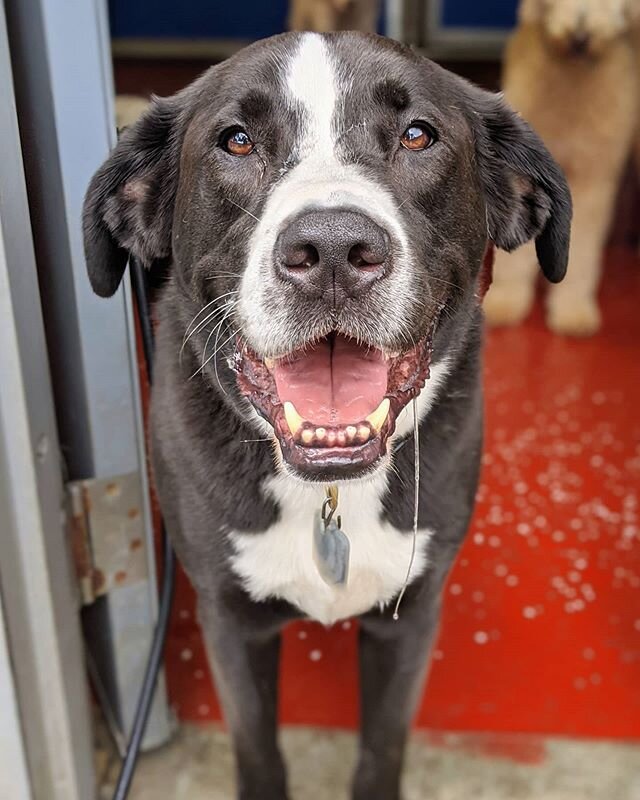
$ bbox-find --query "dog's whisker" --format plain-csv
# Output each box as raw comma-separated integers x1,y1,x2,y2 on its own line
200,312,229,373
181,297,239,357
190,327,239,380
180,305,237,369
426,275,466,292
211,306,238,395
225,197,260,222
199,302,237,365
182,298,218,340
182,290,239,342
205,272,244,281
207,329,240,379
180,308,236,368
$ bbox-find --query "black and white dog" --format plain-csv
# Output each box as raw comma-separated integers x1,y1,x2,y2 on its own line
84,32,570,800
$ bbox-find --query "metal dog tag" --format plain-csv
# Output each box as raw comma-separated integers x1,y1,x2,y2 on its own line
313,511,350,587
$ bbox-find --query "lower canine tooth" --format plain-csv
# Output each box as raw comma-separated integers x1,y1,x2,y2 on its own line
283,401,304,436
264,357,275,370
366,398,390,433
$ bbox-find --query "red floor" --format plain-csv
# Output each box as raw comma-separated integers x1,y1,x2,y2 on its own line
163,249,640,739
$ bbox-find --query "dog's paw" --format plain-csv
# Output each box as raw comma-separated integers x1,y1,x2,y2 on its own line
483,284,534,327
546,298,601,337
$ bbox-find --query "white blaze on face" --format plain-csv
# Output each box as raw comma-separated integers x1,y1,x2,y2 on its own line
287,32,337,163
239,33,413,356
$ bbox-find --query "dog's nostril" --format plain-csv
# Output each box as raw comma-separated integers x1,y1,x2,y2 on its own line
282,244,319,270
348,243,385,270
570,32,590,55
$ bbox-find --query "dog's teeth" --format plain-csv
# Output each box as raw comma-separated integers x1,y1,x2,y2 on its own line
366,398,390,433
264,357,275,370
326,430,337,447
315,427,327,442
301,428,314,445
283,401,304,436
345,425,357,443
357,424,371,443
337,430,347,447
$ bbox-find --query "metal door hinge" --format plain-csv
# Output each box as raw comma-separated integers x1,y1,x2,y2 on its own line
66,473,149,605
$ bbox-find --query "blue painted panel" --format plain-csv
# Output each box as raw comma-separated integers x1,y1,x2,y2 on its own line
109,0,289,40
109,0,385,40
440,0,517,30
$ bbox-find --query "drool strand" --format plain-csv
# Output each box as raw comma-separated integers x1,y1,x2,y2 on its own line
393,397,420,620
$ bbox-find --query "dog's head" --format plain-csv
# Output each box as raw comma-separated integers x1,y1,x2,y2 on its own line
84,32,570,482
520,0,639,57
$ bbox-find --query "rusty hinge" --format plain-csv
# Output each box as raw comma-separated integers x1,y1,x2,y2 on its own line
66,472,149,605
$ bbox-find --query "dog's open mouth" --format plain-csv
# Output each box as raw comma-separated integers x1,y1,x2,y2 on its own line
234,332,433,479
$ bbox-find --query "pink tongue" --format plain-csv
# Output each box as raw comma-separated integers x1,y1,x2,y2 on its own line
273,336,388,425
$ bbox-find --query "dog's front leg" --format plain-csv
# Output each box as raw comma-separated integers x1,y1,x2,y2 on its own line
352,580,443,800
483,241,538,327
545,176,619,337
198,598,290,800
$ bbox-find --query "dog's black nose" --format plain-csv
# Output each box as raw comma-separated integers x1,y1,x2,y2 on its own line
569,32,590,56
276,209,390,303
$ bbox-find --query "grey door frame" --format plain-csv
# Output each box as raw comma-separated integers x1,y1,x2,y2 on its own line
2,0,172,784
0,3,95,797
0,589,32,800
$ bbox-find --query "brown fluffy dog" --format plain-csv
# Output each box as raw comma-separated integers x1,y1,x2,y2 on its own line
288,0,380,33
485,0,640,335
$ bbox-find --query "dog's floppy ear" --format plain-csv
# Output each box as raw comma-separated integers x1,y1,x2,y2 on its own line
465,85,572,283
82,94,184,297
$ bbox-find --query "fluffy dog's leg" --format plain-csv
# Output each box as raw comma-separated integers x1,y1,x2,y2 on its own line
546,178,618,336
288,0,337,32
342,0,381,32
199,602,289,800
483,241,538,326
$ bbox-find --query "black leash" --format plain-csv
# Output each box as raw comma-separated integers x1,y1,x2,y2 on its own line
111,257,177,800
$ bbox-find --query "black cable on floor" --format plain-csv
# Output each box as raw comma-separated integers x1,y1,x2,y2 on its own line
111,257,176,800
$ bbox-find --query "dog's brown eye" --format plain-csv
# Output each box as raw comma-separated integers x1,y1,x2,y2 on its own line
400,124,433,151
223,128,254,156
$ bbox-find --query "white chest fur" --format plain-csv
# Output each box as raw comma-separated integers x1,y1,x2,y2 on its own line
229,472,433,626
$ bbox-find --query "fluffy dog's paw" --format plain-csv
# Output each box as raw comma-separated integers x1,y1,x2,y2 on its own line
546,298,601,337
483,284,534,327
